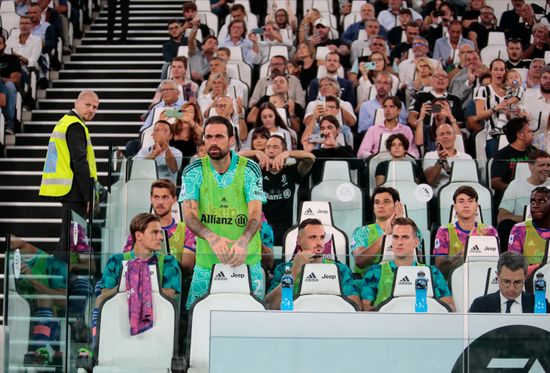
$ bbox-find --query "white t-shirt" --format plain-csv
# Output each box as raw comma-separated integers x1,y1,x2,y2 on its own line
499,178,550,216
423,150,473,193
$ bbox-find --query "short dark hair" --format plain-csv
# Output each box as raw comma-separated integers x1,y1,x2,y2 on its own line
382,96,402,110
182,1,197,12
392,217,418,237
504,117,529,143
167,18,181,27
154,120,173,135
269,133,287,151
527,149,550,162
298,218,323,232
150,179,176,197
531,186,550,198
325,95,340,109
385,133,409,152
453,185,478,203
230,3,246,12
497,251,527,275
319,115,340,129
172,56,188,68
130,213,160,243
204,115,234,138
203,35,218,45
372,186,400,205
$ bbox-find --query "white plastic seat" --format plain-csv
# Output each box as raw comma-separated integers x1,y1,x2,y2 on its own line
94,260,178,372
366,151,392,195
545,50,550,65
283,201,349,265
450,236,500,313
342,13,361,30
268,45,290,60
1,13,19,33
197,12,218,36
487,31,506,46
194,0,211,12
187,264,265,372
315,46,331,60
0,1,16,13
438,159,493,225
311,161,364,242
293,263,358,312
227,46,244,62
382,160,429,234
376,266,452,313
480,45,508,66
177,46,189,58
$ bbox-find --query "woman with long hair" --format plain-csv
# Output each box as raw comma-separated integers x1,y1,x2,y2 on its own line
169,102,203,167
295,41,319,91
244,102,295,150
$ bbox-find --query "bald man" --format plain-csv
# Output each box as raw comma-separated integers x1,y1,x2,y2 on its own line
40,90,99,252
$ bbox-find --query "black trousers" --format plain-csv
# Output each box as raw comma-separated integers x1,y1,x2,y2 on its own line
58,201,88,256
107,0,129,41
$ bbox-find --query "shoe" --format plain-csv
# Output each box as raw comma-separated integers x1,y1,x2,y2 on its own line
62,46,72,55
5,127,14,136
23,347,50,365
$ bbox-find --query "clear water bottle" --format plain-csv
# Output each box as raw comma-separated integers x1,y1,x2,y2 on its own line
13,248,21,279
415,271,428,313
280,267,294,311
534,273,547,314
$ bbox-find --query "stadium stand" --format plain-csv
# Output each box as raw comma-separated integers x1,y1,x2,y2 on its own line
1,0,550,370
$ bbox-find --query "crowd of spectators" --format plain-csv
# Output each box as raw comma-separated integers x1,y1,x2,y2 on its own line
118,0,550,311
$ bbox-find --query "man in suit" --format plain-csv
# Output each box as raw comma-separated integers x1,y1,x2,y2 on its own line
470,251,550,313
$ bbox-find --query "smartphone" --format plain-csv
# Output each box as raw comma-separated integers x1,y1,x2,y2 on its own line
432,104,442,113
163,108,184,119
437,142,443,151
251,27,264,35
308,133,325,144
364,61,376,70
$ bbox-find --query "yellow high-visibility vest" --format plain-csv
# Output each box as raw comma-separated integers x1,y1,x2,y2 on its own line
39,113,97,197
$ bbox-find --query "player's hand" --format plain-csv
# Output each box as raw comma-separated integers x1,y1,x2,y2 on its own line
207,234,233,264
227,237,248,267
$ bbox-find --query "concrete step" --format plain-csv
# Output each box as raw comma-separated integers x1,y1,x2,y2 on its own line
52,79,159,89
14,132,138,147
23,121,142,134
63,61,163,70
46,87,155,100
0,158,109,172
37,98,150,110
59,69,161,80
30,109,145,122
70,53,162,62
6,145,110,158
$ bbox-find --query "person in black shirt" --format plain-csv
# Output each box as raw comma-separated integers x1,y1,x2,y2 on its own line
467,5,501,51
491,117,536,205
181,2,211,40
387,9,412,48
302,115,359,186
505,38,532,69
0,35,22,135
261,135,315,245
162,19,186,64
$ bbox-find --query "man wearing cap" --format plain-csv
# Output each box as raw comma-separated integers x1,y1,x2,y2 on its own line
310,18,350,64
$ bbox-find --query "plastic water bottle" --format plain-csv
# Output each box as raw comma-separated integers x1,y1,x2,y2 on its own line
534,273,547,314
415,271,428,313
280,267,294,311
13,248,21,279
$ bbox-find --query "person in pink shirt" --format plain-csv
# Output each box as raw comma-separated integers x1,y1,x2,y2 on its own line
433,186,498,278
357,96,419,159
508,186,550,275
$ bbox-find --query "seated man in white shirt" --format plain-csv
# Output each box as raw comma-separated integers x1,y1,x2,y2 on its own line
498,149,550,229
398,36,442,90
6,15,42,75
469,251,549,313
135,120,183,184
423,122,472,194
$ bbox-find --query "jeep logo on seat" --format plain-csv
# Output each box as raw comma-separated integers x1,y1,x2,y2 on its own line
322,274,336,280
231,273,245,279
